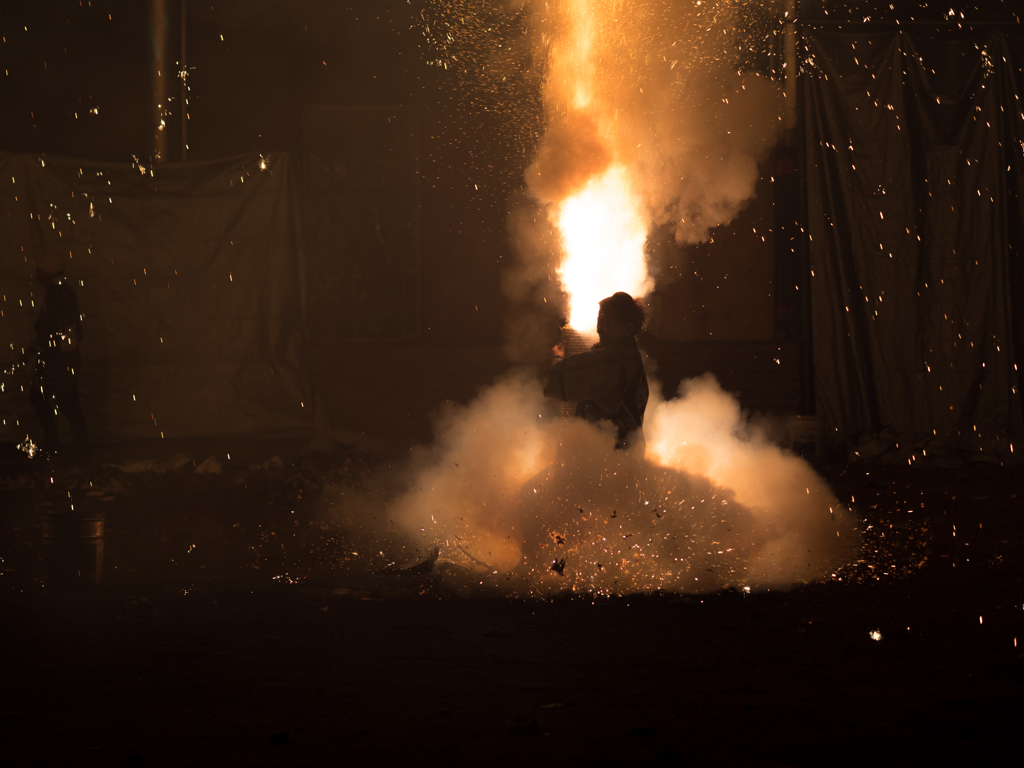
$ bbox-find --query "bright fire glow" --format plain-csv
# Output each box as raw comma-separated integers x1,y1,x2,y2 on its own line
556,166,651,334
540,0,652,333
560,0,596,109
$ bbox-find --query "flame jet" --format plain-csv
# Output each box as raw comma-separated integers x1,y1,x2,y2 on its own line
523,0,781,331
527,0,653,334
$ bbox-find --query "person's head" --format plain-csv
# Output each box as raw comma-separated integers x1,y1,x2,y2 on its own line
596,292,645,344
34,254,65,286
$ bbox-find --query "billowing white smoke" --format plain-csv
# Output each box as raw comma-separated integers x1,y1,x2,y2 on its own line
377,370,859,594
385,372,553,573
644,375,860,587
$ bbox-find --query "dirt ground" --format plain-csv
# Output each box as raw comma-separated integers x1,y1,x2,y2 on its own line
1,438,1022,767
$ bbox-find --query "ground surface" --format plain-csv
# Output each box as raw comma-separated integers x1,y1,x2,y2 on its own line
1,439,1023,767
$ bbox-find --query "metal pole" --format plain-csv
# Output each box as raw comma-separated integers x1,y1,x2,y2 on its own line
151,0,169,162
180,0,187,161
782,0,798,137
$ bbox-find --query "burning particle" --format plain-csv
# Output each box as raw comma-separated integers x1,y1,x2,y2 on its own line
869,630,882,641
17,435,38,458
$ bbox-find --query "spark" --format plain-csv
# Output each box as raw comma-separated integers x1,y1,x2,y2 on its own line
17,435,38,458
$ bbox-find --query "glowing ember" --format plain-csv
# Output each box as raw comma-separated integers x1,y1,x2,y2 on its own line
17,434,39,459
555,166,651,334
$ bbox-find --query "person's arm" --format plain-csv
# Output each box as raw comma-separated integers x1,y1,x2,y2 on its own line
544,348,622,409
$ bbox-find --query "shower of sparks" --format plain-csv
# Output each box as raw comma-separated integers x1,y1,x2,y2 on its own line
413,0,779,192
415,0,543,184
17,434,38,458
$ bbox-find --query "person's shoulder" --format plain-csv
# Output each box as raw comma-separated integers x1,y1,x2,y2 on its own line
608,341,641,360
567,346,617,366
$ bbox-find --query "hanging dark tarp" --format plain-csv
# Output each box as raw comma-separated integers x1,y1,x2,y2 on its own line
0,152,314,442
804,29,1024,460
303,105,421,339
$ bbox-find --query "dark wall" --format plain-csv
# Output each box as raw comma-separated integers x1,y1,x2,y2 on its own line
0,0,150,160
0,1,846,352
798,1,1020,24
0,0,514,346
0,1,432,161
647,169,777,342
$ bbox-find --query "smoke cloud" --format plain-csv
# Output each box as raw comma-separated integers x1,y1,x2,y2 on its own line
528,111,613,206
331,370,859,595
515,0,782,302
325,2,857,595
385,372,553,573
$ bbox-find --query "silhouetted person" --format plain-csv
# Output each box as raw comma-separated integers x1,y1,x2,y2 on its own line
518,293,650,570
544,291,650,449
24,261,90,461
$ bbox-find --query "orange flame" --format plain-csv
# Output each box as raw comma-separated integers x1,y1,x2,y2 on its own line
555,166,651,334
536,0,652,332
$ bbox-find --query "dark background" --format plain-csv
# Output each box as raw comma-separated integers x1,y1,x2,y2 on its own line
0,0,798,440
1,0,1021,441
0,0,511,348
1,5,1022,765
4,1,1019,161
0,0,781,347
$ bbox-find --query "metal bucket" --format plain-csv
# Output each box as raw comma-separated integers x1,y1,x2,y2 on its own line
786,414,827,462
41,513,104,586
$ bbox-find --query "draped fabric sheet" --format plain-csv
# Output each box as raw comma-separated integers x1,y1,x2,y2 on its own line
0,152,313,442
804,29,1024,459
303,106,420,339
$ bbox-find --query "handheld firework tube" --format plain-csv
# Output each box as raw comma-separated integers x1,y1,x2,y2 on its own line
559,326,593,419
